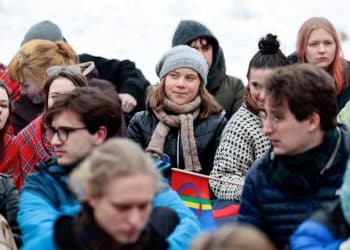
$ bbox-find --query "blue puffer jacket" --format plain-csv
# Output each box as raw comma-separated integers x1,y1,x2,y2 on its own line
290,201,349,250
238,126,350,249
18,159,201,250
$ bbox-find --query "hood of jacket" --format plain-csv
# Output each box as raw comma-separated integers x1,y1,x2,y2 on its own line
172,20,226,93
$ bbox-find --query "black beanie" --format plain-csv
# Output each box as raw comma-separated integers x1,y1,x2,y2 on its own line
171,20,219,53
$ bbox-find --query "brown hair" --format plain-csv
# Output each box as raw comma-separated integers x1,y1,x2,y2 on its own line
8,39,79,90
44,87,123,138
266,64,337,130
41,71,88,113
146,78,222,118
191,224,277,250
0,83,12,159
296,17,346,94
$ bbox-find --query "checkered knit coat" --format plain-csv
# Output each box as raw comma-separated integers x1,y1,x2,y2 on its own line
209,104,270,200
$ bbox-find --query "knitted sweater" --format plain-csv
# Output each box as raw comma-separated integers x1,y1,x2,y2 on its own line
209,105,270,200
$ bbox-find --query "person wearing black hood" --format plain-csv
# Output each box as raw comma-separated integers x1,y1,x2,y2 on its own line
172,20,244,119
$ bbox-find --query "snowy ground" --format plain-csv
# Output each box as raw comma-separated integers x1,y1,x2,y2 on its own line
0,0,349,84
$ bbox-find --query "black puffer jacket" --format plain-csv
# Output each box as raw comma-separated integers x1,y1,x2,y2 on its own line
0,174,21,247
79,54,150,117
128,110,226,177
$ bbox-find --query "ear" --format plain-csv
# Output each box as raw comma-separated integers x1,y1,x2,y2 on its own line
86,191,99,209
92,126,107,146
308,112,321,132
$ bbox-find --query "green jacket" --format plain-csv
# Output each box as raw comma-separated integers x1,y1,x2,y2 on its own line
210,73,244,119
206,48,244,119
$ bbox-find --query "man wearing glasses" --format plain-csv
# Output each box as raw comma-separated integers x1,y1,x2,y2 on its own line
238,64,350,249
18,87,200,249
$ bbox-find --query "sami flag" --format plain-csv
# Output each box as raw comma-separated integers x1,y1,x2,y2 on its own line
171,168,240,230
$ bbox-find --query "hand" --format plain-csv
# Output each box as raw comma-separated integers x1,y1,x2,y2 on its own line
119,93,137,113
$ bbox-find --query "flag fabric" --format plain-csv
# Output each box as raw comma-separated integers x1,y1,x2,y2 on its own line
171,169,240,230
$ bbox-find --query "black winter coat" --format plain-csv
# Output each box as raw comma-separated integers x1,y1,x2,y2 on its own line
0,174,21,247
127,110,227,177
54,206,179,250
79,54,150,119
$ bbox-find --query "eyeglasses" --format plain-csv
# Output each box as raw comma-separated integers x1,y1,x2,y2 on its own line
45,126,87,142
47,64,82,77
259,111,280,124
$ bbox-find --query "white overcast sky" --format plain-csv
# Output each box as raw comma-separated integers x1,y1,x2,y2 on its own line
0,0,349,83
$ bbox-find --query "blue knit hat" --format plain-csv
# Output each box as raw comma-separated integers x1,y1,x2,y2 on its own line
156,45,208,85
22,20,64,45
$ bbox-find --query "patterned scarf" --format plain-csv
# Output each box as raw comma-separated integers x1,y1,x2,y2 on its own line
263,128,340,195
146,96,202,172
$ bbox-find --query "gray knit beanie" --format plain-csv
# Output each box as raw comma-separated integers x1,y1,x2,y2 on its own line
156,45,208,85
22,20,64,45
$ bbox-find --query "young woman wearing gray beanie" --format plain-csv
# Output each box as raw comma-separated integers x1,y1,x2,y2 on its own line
128,45,226,179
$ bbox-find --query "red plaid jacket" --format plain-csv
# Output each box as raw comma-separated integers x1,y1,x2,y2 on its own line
1,133,21,188
0,63,21,101
15,115,55,188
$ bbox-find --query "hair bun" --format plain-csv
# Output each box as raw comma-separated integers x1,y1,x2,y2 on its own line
258,33,280,55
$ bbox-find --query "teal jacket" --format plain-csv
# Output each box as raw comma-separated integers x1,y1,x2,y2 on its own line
18,159,201,250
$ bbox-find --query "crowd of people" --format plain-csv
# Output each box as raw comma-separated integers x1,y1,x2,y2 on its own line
0,15,349,250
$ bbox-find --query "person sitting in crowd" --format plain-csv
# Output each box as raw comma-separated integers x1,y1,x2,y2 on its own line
172,19,244,119
5,20,150,124
14,65,88,188
7,39,79,133
290,159,350,249
128,45,226,179
0,84,21,243
209,33,289,201
0,82,22,244
238,64,350,249
190,223,277,250
0,82,21,186
54,138,180,250
289,17,350,112
18,87,200,250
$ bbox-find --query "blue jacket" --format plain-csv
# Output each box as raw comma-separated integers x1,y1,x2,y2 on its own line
238,126,350,249
18,159,201,250
290,201,350,250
